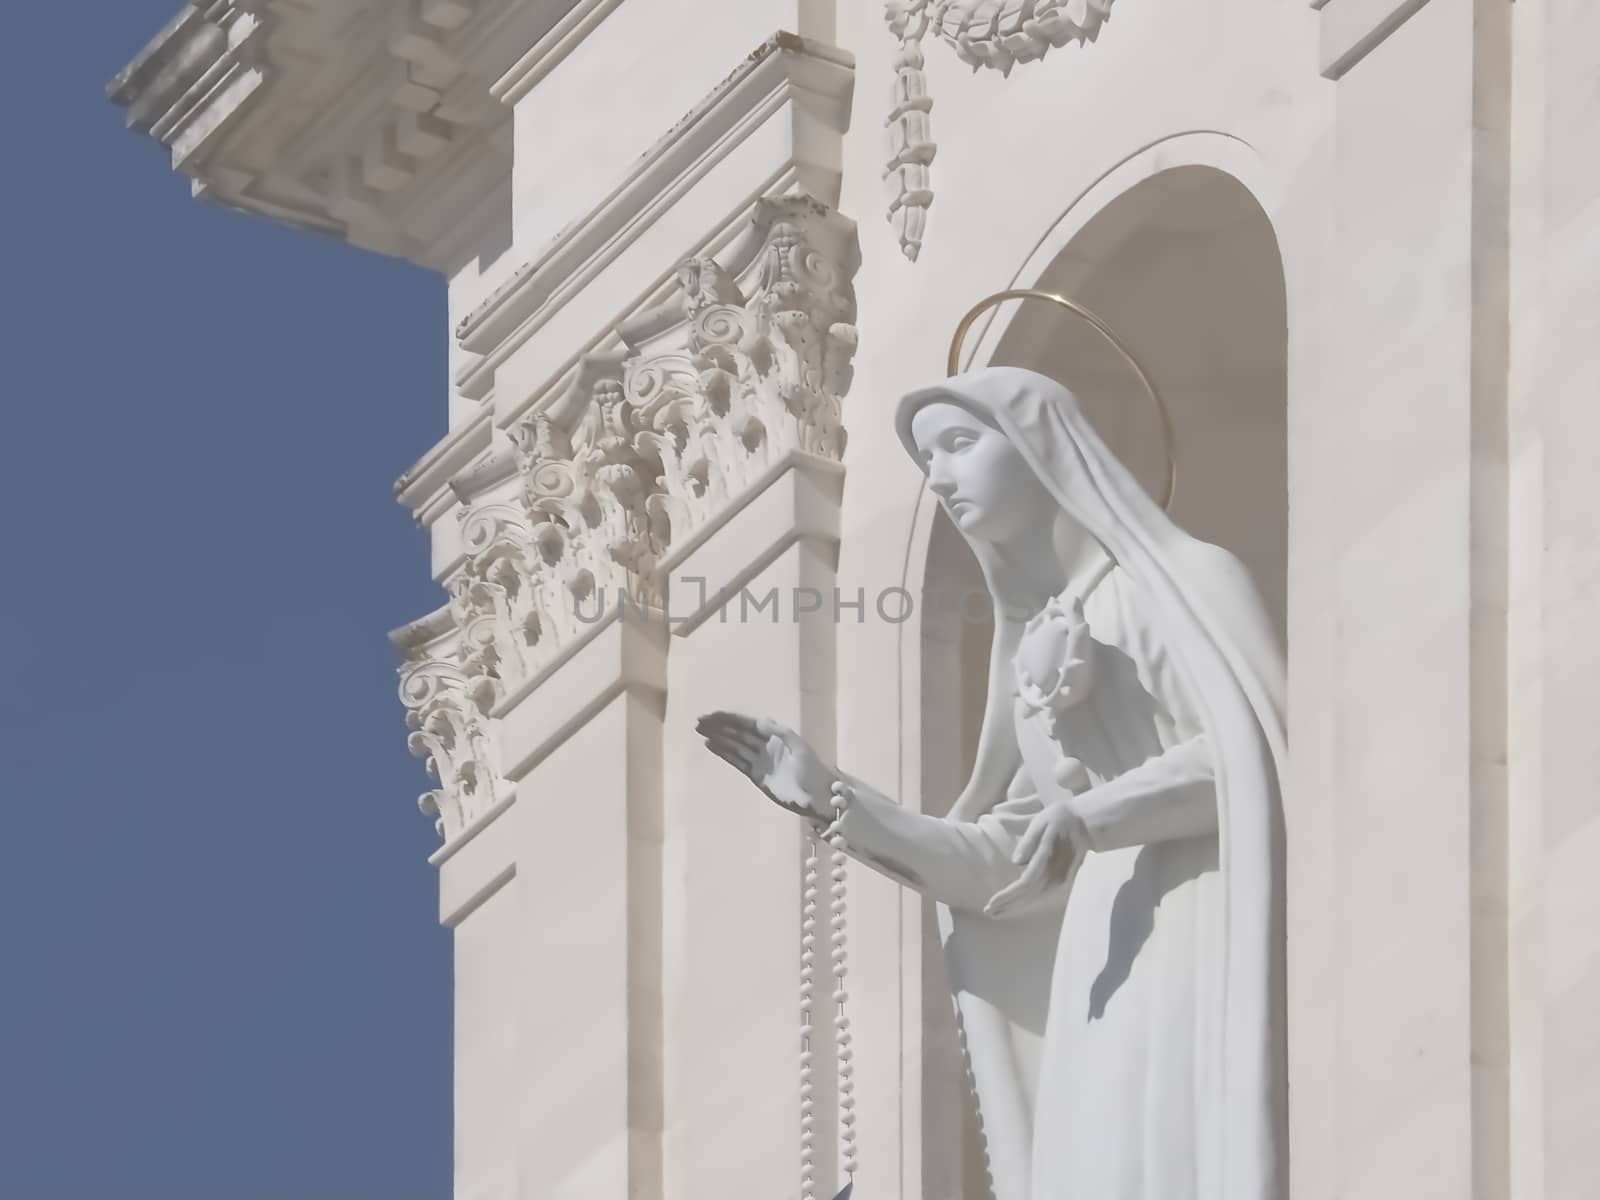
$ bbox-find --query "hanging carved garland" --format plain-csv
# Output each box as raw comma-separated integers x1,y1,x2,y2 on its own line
882,0,1118,261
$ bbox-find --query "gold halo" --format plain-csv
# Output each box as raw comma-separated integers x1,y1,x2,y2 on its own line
947,288,1177,511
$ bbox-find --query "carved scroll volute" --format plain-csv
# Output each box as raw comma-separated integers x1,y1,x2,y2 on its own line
398,643,503,843
456,506,540,700
507,356,666,650
678,257,747,314
624,198,860,548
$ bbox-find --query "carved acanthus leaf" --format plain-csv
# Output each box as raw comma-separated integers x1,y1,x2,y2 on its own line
632,198,856,539
394,619,506,843
393,194,859,842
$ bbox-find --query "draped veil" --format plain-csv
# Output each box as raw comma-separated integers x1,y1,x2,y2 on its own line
895,367,1287,1199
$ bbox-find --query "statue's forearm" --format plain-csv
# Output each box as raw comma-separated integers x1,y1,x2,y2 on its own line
827,772,1033,913
1071,735,1217,852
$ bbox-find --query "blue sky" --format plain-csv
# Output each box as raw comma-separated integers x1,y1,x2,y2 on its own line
1,5,453,1196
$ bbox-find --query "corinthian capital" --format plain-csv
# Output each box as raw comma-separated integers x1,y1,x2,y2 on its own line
394,192,859,842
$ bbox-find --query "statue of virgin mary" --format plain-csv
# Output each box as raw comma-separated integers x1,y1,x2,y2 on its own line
699,366,1287,1200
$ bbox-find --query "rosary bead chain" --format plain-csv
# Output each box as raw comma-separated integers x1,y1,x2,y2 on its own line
800,842,821,1200
802,785,858,1199
829,787,858,1180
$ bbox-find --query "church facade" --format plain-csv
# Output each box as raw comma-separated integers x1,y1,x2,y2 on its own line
111,2,1599,1198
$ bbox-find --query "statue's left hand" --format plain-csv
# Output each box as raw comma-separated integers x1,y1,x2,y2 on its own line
984,801,1085,917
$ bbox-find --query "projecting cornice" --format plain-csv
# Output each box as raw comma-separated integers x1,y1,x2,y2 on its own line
450,32,853,405
108,0,586,267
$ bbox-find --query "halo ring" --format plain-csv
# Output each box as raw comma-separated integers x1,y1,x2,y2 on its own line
947,288,1177,511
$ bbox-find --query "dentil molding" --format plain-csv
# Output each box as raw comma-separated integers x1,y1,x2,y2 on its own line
392,194,859,843
882,0,1116,261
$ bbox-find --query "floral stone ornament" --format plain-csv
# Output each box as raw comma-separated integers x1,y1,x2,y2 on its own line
1014,592,1097,718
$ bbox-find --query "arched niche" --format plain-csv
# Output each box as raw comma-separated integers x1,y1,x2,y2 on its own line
916,162,1287,1195
988,164,1288,635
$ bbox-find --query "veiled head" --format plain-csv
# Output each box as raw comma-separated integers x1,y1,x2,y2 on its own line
898,368,1140,617
907,400,1059,549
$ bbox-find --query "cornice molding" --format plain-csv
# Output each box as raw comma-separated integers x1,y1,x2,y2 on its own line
489,0,626,108
394,407,495,518
1314,0,1434,80
108,0,575,267
450,33,854,399
108,3,253,138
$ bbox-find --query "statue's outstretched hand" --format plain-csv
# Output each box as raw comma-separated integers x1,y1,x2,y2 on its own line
697,711,837,822
984,801,1085,917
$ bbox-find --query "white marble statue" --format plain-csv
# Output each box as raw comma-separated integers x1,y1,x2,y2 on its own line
699,366,1287,1200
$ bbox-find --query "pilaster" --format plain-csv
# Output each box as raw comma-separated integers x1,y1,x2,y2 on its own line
376,24,862,1196
1511,3,1600,1195
1286,2,1513,1197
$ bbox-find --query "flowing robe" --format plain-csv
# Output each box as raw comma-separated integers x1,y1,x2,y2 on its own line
834,565,1220,1199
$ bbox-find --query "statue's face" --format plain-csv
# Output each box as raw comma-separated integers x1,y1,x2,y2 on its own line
910,401,1054,545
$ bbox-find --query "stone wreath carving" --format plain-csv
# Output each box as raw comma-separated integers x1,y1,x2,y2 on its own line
884,0,1117,261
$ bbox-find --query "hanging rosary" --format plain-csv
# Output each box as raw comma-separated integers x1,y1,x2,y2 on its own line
800,783,856,1200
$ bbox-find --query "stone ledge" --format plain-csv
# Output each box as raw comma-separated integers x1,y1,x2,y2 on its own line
439,849,516,928
453,32,854,394
497,611,668,783
1318,0,1435,80
662,452,845,636
490,0,629,108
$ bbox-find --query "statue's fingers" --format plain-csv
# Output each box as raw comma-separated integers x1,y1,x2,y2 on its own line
702,731,765,774
1012,813,1048,864
699,711,760,742
703,737,758,776
983,879,1025,917
697,711,747,736
700,736,738,767
700,713,768,755
697,724,742,754
986,855,1047,918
